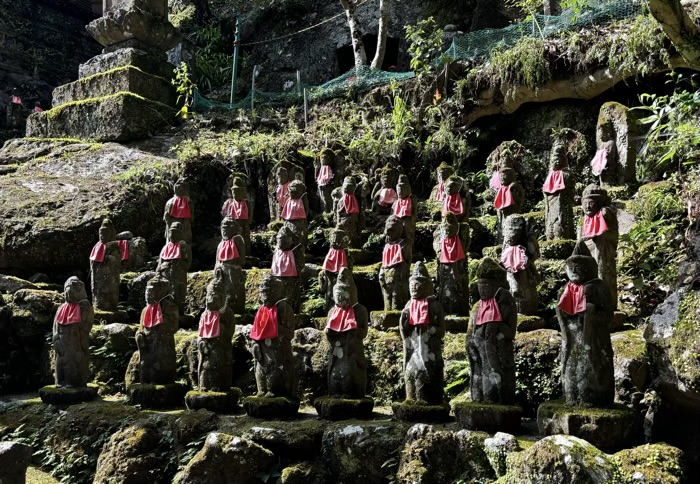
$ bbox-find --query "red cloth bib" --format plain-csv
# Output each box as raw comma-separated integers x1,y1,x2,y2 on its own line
170,196,191,218
117,240,129,261
394,197,412,217
583,211,609,238
55,302,81,326
378,188,398,207
317,165,334,186
217,239,239,262
271,249,297,277
476,298,502,325
435,181,444,201
382,242,404,267
490,171,502,190
494,185,514,209
440,234,465,263
591,148,607,176
326,306,358,332
250,305,278,340
224,199,249,220
343,193,360,214
442,193,464,215
276,181,290,206
558,281,586,315
198,310,221,338
160,241,182,260
409,299,430,326
34,106,43,113
11,95,22,105
543,170,565,194
143,303,163,328
281,197,307,220
323,248,348,273
90,242,106,262
500,244,528,273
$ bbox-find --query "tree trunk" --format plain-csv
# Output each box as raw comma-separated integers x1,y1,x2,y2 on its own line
648,0,700,68
371,0,389,69
340,0,368,68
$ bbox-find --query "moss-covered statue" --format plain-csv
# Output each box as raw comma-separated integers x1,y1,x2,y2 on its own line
334,176,364,248
316,148,337,213
433,212,470,316
392,174,418,247
493,166,524,243
164,178,193,244
580,184,618,307
274,165,291,220
222,176,252,255
216,217,246,314
591,102,636,186
379,215,411,311
500,214,540,315
441,176,470,223
89,218,121,312
40,277,97,404
157,221,192,321
431,162,455,202
319,228,351,311
315,268,373,419
371,164,399,218
394,263,448,422
280,179,309,240
270,223,302,311
244,274,298,418
543,141,576,240
556,241,614,407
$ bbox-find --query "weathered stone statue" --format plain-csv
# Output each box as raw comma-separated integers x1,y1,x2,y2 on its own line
222,176,252,255
371,164,399,218
157,221,192,320
493,166,524,243
500,215,540,315
216,217,246,314
556,241,614,407
580,184,618,307
379,215,411,311
334,176,363,248
268,160,304,221
393,174,417,246
441,176,470,223
271,224,302,311
244,275,299,418
89,218,121,312
433,213,470,316
164,178,193,244
116,230,149,272
431,162,455,202
393,262,448,422
315,268,373,419
40,277,97,404
316,148,337,213
591,102,636,186
319,229,351,311
280,179,309,240
274,165,291,220
543,141,576,240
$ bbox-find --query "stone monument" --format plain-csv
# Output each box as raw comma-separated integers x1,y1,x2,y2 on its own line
441,176,470,223
157,221,192,321
319,228,351,311
493,166,524,243
270,223,302,312
316,148,338,213
371,165,399,219
500,215,540,315
164,178,193,244
334,176,364,248
433,212,470,316
431,162,455,202
393,174,418,247
543,141,576,240
591,102,636,186
215,217,246,314
280,180,309,240
273,165,291,221
89,218,122,312
222,176,252,255
379,215,411,311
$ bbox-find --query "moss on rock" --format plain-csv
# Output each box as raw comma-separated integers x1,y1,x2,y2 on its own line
539,239,576,260
628,181,684,222
513,329,562,415
613,443,685,484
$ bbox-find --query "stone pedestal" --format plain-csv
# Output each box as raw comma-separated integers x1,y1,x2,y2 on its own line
348,248,371,265
243,396,300,419
444,315,470,333
129,383,186,409
452,401,523,433
93,309,129,325
185,388,242,413
314,396,374,420
0,442,32,484
392,401,450,423
516,315,545,332
537,400,642,452
370,310,401,331
39,385,98,405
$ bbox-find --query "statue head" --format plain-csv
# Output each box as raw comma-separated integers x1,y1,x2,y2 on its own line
437,162,454,183
329,228,349,249
205,267,227,311
98,218,117,243
64,276,87,303
259,274,282,307
445,176,463,195
276,166,289,185
221,217,241,240
409,262,434,299
342,176,357,194
582,184,610,216
441,212,460,238
167,222,184,243
320,148,335,166
174,178,190,197
502,215,527,246
379,165,399,188
499,167,516,186
550,141,569,170
565,241,598,284
384,215,404,242
477,257,508,300
333,267,357,308
288,179,305,199
598,121,615,143
276,224,295,251
231,177,248,200
396,175,412,198
145,275,171,305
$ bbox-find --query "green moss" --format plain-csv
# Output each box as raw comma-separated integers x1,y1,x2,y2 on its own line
611,329,647,361
245,267,269,306
539,239,576,260
514,329,562,415
669,291,700,392
482,245,501,259
516,315,544,332
44,91,170,121
539,400,634,419
353,262,382,275
613,443,685,484
628,180,684,222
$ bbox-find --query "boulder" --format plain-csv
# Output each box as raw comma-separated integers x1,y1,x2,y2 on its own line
0,275,37,294
279,461,327,484
513,329,562,415
10,289,62,343
0,441,32,484
484,432,520,477
611,329,649,407
613,443,685,484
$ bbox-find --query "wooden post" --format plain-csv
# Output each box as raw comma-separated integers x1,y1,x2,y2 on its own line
251,65,257,111
303,88,308,129
230,16,241,105
297,70,302,99
444,62,449,96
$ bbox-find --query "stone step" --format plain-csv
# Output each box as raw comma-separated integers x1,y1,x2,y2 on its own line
79,47,175,80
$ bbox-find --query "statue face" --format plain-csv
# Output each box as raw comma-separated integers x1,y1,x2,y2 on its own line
277,231,294,250
550,145,568,170
599,123,615,142
342,178,356,194
99,225,115,243
276,168,289,184
174,181,190,197
259,279,276,306
289,183,303,199
385,219,403,241
397,182,411,198
409,278,431,299
499,170,514,186
502,217,525,246
380,173,389,187
446,180,461,195
321,153,332,166
145,281,168,305
441,220,458,238
168,224,183,243
330,232,346,249
477,279,499,300
582,197,599,216
333,286,352,308
64,279,86,303
221,220,239,239
232,185,247,200
566,260,596,284
205,284,225,311
438,166,453,182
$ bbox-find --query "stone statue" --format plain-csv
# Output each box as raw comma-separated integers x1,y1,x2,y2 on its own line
433,213,470,316
216,217,246,314
316,148,337,213
249,275,297,398
274,165,291,220
280,179,309,240
467,258,517,404
591,102,636,186
53,277,94,388
271,223,302,311
431,162,455,202
222,176,252,255
399,262,445,404
89,218,121,312
157,221,192,319
556,241,614,407
392,175,417,246
441,176,470,223
543,141,576,240
116,230,149,272
371,165,399,218
319,228,351,311
268,160,304,221
164,178,193,244
580,184,618,307
379,215,411,311
500,215,540,315
493,166,524,243
334,176,364,248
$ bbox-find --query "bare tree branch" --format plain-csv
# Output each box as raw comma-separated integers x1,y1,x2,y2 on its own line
648,0,700,68
340,0,368,67
371,0,389,69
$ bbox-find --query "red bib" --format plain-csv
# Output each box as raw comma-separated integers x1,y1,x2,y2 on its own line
89,242,106,262
394,197,412,217
494,185,514,209
217,239,239,262
558,281,586,315
543,170,565,194
500,244,528,273
271,249,297,277
378,188,398,207
55,302,81,326
323,248,348,273
326,306,357,332
281,198,307,220
198,310,221,338
160,241,182,260
143,303,163,328
476,298,502,325
583,211,609,238
382,242,404,267
250,305,278,340
409,299,430,326
489,171,502,190
435,181,444,201
276,181,290,206
317,165,334,186
440,235,465,263
343,193,360,214
442,193,464,215
591,149,607,176
224,199,249,220
170,196,191,218
117,240,129,261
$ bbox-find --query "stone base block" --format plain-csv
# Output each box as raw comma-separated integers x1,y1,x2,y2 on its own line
243,396,300,419
0,441,32,484
370,310,401,331
348,248,371,265
537,400,642,452
314,396,374,420
185,388,242,413
539,239,577,260
445,315,470,332
611,311,628,332
93,309,129,325
79,48,175,80
26,92,176,142
452,401,523,433
39,385,98,405
129,383,187,409
517,315,545,332
392,400,450,423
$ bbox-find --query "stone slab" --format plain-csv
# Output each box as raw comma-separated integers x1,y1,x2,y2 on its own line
539,239,577,260
129,383,186,409
314,396,374,420
516,315,545,332
452,401,523,434
39,385,98,405
243,396,300,420
370,310,401,331
392,401,450,423
79,48,174,79
445,315,470,333
0,442,32,484
185,388,242,413
87,6,180,51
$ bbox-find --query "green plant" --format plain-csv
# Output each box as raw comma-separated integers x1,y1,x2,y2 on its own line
172,62,196,119
405,17,448,76
190,24,232,92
